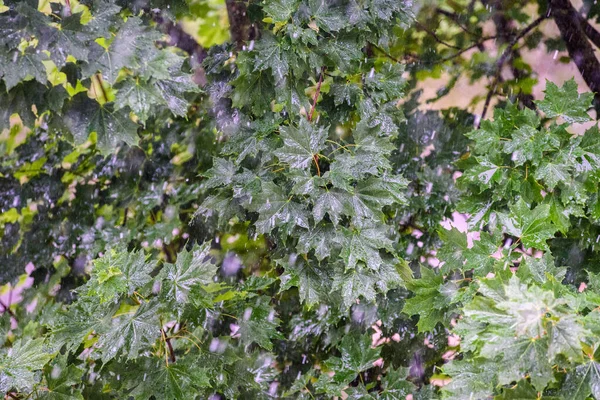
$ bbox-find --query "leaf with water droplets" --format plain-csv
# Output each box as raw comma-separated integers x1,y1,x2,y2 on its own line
340,222,394,271
251,181,309,234
559,360,600,400
0,339,54,393
536,79,594,123
534,161,570,190
97,300,161,362
497,199,557,250
159,242,217,309
36,355,84,400
275,119,328,170
61,95,139,154
403,266,448,332
0,49,47,90
263,0,299,22
83,248,154,303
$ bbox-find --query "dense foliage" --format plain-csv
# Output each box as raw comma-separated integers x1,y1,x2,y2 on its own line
1,0,600,399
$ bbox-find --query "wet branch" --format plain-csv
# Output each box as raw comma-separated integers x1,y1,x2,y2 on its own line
479,15,547,127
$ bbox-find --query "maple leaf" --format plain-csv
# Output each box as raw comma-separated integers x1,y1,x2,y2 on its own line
159,242,217,309
536,79,594,123
0,339,54,393
275,119,327,170
61,95,140,153
498,199,557,250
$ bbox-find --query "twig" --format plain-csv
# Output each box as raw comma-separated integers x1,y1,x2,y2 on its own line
440,36,497,62
0,296,17,322
436,8,479,36
65,0,71,16
415,21,461,50
161,328,176,364
478,15,547,127
308,67,325,122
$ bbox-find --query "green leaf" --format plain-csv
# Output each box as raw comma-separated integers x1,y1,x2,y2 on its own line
0,49,47,90
340,222,394,271
50,298,118,352
441,359,495,400
296,223,339,260
36,356,84,400
379,367,416,400
253,32,289,82
114,78,164,123
84,248,154,303
480,335,552,390
312,188,348,226
495,380,539,399
159,242,217,309
333,265,378,308
203,159,237,190
61,95,139,153
536,79,593,123
153,71,200,117
534,161,570,189
128,356,210,399
547,314,586,361
41,13,91,66
250,181,309,234
280,257,329,306
497,199,557,250
82,17,146,83
502,125,548,167
274,119,327,169
403,266,448,332
324,334,380,380
437,228,498,275
559,361,600,400
236,299,283,351
263,0,299,22
309,0,347,32
96,301,160,362
0,339,54,393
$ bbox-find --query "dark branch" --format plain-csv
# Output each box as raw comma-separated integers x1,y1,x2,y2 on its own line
440,36,497,62
225,0,259,50
0,298,17,322
578,12,600,49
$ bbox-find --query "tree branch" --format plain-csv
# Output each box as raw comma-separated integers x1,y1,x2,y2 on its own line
436,8,479,36
415,21,461,50
225,0,259,50
550,0,600,111
152,11,207,66
578,12,600,49
479,15,547,127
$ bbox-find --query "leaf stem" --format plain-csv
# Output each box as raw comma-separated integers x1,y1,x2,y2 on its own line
313,154,321,177
308,67,325,123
